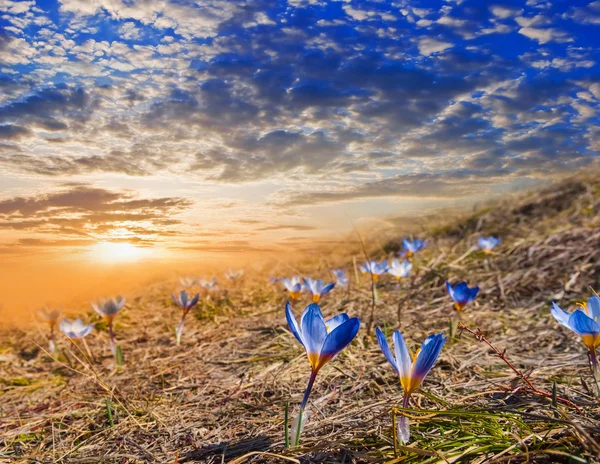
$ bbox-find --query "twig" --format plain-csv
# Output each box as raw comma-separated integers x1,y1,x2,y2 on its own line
457,323,582,412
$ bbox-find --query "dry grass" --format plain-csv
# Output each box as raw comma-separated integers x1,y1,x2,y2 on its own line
2,175,600,463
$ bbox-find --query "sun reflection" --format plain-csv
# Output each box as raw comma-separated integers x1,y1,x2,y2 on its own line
87,241,150,263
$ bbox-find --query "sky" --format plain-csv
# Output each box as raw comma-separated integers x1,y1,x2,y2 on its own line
0,0,599,270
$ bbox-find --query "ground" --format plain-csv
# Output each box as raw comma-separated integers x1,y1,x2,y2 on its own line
1,176,600,463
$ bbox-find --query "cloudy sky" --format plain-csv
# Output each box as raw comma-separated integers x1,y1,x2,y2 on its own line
1,0,599,261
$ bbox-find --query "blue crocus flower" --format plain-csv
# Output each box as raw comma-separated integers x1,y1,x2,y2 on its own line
359,259,389,281
171,290,200,346
281,276,302,300
376,328,446,444
38,307,62,353
198,277,217,290
551,297,600,353
286,302,360,379
446,281,479,312
179,276,196,288
285,302,360,445
332,269,349,288
302,277,335,303
172,290,200,311
478,236,501,254
60,318,94,339
91,296,125,355
225,269,244,280
376,327,446,406
402,238,427,257
388,259,412,281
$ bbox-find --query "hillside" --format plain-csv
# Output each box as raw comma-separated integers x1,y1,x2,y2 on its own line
1,175,600,463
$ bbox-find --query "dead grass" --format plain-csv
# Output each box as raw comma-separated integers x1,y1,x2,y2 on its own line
1,175,600,463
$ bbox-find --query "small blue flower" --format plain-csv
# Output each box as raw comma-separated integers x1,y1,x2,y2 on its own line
388,259,412,280
446,281,479,312
477,236,501,253
402,238,427,257
302,277,335,303
37,307,62,327
286,302,360,374
60,318,94,339
91,296,125,323
286,302,361,445
359,259,389,281
225,269,244,280
171,290,200,346
551,297,600,352
376,327,446,400
171,290,200,311
332,269,349,288
198,278,218,290
179,276,196,288
91,296,125,355
281,276,302,300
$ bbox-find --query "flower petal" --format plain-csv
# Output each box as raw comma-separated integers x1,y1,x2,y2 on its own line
445,282,454,300
376,327,398,374
285,301,304,347
469,286,479,302
411,333,446,390
393,330,412,384
321,282,335,296
551,302,572,330
568,309,600,336
587,296,600,322
326,313,349,332
80,324,94,338
180,290,188,307
318,317,360,368
300,303,328,362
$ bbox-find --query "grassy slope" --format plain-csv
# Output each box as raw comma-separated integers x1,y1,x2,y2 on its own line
1,176,600,463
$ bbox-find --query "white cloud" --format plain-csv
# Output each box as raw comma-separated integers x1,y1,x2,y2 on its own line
119,22,141,40
437,16,468,28
518,27,571,44
515,15,551,28
571,101,595,121
417,37,453,56
490,5,523,19
1,0,35,14
343,6,370,21
58,0,244,39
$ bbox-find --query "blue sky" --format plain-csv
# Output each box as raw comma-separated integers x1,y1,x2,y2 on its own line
0,0,599,256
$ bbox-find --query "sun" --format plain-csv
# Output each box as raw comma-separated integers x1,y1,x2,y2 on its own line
87,241,150,263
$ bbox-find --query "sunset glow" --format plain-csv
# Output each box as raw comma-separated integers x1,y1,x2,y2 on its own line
87,241,151,264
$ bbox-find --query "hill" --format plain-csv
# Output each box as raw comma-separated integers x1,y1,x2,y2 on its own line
1,175,600,463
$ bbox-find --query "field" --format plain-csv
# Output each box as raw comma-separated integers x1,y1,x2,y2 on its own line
1,176,600,463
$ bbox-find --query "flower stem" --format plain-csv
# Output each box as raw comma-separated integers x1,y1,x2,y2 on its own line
176,311,188,346
588,349,600,397
396,394,411,444
108,322,117,356
402,393,410,408
300,370,317,410
291,370,318,447
49,326,56,354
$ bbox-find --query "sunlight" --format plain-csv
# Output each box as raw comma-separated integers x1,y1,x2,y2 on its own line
87,241,150,264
